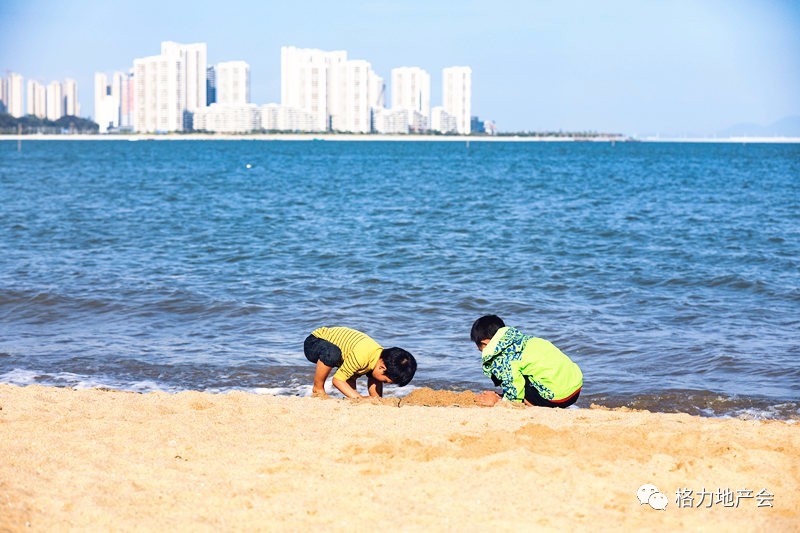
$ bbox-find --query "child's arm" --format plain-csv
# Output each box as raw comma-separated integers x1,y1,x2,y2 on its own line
366,375,383,398
332,376,366,399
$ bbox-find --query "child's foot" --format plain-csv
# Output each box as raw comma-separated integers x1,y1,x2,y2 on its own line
312,388,328,397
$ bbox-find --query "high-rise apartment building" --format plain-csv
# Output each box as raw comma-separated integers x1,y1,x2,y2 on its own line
46,81,63,121
95,72,131,132
95,73,117,133
442,66,472,134
118,71,134,129
26,80,46,118
133,50,184,133
370,71,385,111
281,46,347,131
330,59,382,133
63,78,79,116
391,67,430,131
8,73,24,118
130,42,206,132
206,66,216,105
281,46,384,133
215,61,250,105
161,41,207,127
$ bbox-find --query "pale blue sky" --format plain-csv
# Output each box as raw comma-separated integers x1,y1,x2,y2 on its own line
1,0,798,135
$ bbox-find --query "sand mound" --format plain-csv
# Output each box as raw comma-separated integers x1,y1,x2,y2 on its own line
398,387,479,407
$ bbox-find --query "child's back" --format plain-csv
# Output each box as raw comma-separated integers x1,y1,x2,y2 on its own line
471,315,582,408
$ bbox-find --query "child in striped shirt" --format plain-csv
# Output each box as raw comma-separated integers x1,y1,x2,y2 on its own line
304,326,417,399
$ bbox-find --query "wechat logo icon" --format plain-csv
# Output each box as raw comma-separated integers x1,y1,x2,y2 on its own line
637,484,668,510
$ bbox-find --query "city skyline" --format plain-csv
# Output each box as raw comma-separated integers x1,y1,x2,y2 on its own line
1,1,799,136
82,42,474,135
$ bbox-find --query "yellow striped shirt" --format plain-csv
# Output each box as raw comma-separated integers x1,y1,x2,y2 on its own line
311,326,383,381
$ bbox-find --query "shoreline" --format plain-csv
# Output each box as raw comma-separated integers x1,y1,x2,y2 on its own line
2,371,798,420
1,384,797,530
1,133,799,143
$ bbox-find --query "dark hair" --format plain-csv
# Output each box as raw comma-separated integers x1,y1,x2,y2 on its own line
470,315,505,347
381,347,417,387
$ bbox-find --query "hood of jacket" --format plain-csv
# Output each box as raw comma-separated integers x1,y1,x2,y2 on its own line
481,326,531,378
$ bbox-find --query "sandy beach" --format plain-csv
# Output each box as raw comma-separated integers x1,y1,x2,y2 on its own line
0,384,797,531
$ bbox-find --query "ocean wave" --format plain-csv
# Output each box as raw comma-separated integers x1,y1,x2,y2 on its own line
0,368,417,398
583,389,799,420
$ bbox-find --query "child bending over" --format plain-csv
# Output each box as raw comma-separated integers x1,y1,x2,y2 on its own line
304,326,416,399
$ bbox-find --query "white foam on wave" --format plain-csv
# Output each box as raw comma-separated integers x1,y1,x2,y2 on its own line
0,368,182,393
1,368,421,400
0,368,41,385
211,382,420,398
727,404,800,422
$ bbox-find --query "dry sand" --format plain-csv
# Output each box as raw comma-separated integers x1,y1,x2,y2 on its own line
0,384,797,531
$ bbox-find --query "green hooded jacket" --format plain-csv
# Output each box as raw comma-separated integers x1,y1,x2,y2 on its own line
481,326,583,402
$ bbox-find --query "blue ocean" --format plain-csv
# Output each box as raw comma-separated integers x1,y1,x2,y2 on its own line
1,139,798,419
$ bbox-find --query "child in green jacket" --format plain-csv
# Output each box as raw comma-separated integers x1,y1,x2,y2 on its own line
471,315,583,408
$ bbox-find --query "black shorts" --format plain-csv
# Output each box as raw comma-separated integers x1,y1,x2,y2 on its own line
304,335,344,368
524,380,581,408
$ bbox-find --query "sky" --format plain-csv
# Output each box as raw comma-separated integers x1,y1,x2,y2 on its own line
0,0,798,136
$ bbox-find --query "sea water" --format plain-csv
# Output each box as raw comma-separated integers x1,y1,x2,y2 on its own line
1,139,798,419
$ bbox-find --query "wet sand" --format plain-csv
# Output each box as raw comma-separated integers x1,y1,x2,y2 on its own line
1,384,797,531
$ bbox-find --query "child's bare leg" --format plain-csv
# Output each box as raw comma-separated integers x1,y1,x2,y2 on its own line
313,361,333,395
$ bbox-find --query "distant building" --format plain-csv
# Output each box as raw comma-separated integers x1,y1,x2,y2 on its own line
372,107,410,134
206,66,216,105
96,71,133,132
470,116,484,134
0,77,7,113
8,72,24,118
281,46,347,132
95,73,120,133
329,59,382,133
431,106,458,134
26,80,46,118
45,81,63,121
132,41,207,132
370,70,385,111
260,103,319,132
132,52,183,133
161,41,207,128
193,103,259,133
118,71,134,129
442,66,472,134
215,61,250,105
391,67,430,132
63,78,79,117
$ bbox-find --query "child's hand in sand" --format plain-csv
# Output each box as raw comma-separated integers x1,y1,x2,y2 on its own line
475,390,501,407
